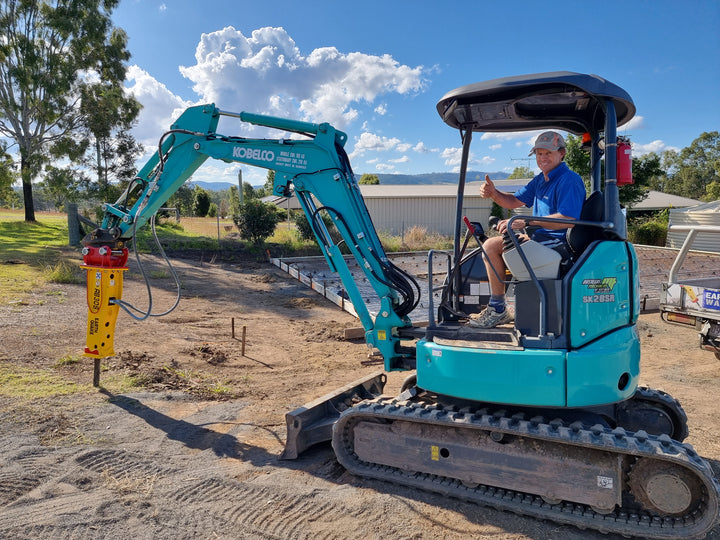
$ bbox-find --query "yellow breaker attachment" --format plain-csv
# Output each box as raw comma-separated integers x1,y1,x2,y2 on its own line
81,246,129,359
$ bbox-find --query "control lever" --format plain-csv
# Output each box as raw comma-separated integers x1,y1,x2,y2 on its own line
463,216,488,245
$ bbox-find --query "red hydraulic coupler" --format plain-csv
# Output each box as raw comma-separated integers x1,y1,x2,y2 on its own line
81,245,129,358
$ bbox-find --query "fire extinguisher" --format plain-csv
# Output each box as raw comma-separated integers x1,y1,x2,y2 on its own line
616,136,633,185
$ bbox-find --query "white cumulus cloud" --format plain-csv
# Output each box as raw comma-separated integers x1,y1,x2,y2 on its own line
441,146,493,172
632,139,678,156
622,115,645,131
177,26,426,128
413,142,431,154
350,132,402,158
125,65,192,147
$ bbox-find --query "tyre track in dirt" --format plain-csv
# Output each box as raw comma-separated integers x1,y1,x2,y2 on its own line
0,437,63,507
168,477,370,540
0,440,423,539
0,392,442,540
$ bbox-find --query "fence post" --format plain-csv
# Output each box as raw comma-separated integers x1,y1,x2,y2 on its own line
67,203,81,246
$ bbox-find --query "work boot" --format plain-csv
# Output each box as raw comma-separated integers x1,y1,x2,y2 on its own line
467,305,513,328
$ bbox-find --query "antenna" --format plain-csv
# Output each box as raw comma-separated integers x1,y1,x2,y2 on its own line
511,157,534,165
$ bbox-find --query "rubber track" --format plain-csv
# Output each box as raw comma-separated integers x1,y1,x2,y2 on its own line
630,386,689,441
333,396,720,539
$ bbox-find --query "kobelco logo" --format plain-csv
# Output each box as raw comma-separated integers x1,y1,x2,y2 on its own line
233,146,275,162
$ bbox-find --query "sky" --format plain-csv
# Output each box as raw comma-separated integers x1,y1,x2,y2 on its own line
110,0,720,187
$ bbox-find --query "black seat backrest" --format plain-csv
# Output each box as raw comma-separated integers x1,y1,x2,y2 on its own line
567,191,605,257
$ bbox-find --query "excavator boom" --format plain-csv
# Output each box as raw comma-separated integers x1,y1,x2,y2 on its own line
82,104,417,369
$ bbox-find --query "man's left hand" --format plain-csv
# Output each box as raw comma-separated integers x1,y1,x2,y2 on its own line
497,218,526,234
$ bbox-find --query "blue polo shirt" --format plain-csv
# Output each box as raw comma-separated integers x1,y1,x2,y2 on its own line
514,162,586,240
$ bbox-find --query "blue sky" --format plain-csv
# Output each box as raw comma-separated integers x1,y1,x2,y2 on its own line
112,0,720,187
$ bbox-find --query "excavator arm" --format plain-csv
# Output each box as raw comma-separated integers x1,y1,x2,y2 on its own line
81,104,418,369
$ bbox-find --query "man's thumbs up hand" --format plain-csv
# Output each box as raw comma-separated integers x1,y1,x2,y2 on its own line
479,174,496,199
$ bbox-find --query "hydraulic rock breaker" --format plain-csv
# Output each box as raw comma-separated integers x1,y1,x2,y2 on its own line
81,245,129,359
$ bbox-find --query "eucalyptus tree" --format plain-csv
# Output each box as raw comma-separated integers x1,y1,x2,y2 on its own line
662,132,719,200
0,0,133,221
0,140,14,201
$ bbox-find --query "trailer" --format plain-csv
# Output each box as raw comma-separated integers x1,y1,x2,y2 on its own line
660,224,720,359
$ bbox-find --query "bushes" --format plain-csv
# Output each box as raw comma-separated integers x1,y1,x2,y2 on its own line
629,220,667,246
295,211,338,243
233,200,281,246
628,209,668,246
294,212,316,242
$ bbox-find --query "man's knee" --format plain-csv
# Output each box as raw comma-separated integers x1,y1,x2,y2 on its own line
483,235,503,256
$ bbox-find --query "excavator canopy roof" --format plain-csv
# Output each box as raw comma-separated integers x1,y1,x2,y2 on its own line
436,71,635,135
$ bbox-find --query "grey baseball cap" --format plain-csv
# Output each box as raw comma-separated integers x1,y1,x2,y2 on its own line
529,131,566,155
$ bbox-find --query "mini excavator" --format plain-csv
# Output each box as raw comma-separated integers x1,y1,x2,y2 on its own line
81,72,720,539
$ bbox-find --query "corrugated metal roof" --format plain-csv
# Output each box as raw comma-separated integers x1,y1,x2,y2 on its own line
358,179,531,198
672,200,720,213
261,195,302,209
629,191,701,211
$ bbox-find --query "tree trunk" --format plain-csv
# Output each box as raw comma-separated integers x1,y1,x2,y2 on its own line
21,155,36,222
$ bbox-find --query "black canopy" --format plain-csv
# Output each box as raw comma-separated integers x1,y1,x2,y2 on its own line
437,71,635,134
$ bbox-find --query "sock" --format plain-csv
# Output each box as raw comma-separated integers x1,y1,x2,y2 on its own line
488,294,506,313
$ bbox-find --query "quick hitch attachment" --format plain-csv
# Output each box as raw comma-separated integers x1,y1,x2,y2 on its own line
81,245,129,358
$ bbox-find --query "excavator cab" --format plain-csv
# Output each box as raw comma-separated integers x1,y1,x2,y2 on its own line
327,75,718,539
415,72,642,408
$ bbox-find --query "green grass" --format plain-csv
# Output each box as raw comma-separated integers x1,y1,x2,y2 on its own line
54,353,82,367
0,362,84,399
0,264,44,304
0,216,69,260
0,214,80,304
0,359,148,400
44,260,83,284
0,211,452,306
266,224,323,256
134,221,220,252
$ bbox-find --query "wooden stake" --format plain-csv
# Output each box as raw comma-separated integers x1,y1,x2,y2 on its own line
231,317,235,339
242,325,247,356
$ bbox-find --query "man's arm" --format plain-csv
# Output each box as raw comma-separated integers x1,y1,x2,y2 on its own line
480,175,525,209
525,213,577,230
496,213,576,234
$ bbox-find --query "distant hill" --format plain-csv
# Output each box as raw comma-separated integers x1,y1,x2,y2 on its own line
372,171,509,185
189,181,237,191
190,171,509,192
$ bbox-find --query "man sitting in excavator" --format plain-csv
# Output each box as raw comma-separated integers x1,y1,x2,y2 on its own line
470,131,586,328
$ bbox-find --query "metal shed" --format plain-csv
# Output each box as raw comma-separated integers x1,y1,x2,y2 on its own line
667,200,720,253
357,179,531,236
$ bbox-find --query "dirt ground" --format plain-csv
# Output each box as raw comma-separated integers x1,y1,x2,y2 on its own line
0,251,719,539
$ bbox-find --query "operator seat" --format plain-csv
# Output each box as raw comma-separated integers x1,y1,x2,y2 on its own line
566,190,605,259
513,191,608,341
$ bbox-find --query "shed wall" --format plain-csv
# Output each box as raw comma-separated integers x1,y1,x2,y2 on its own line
667,204,720,253
363,196,496,236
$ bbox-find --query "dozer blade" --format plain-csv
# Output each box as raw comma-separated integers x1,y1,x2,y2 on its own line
280,371,386,459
